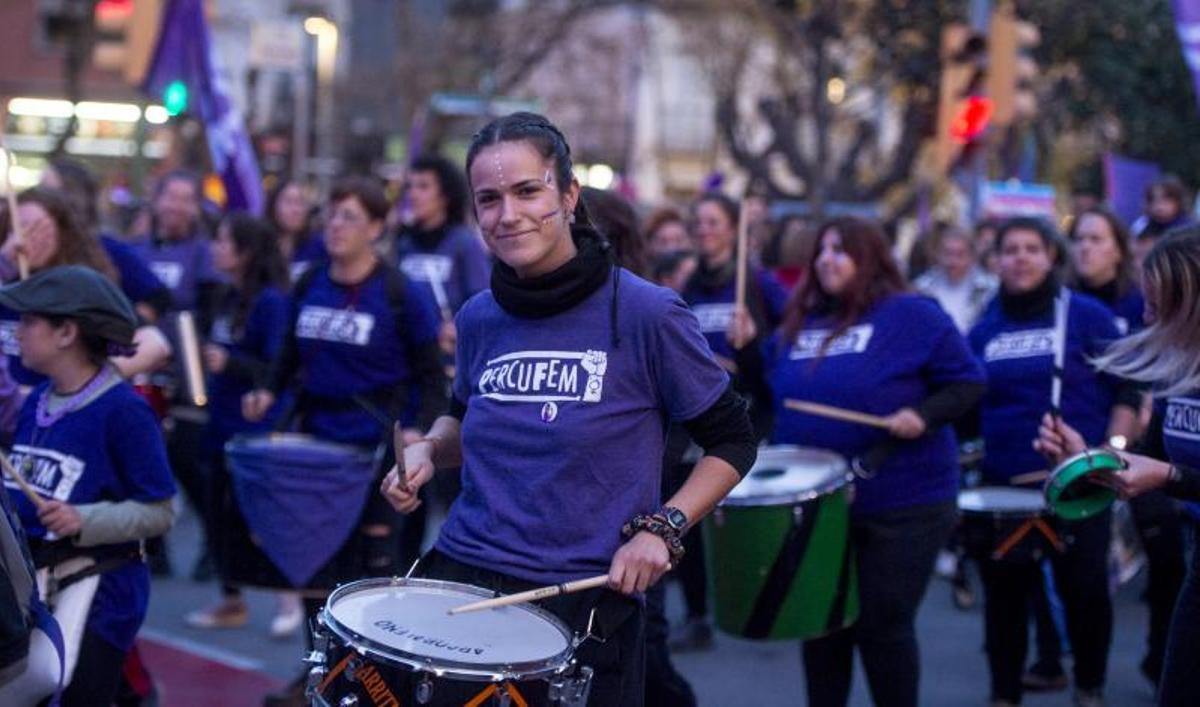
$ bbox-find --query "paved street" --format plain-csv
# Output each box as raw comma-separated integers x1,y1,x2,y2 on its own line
140,505,1160,706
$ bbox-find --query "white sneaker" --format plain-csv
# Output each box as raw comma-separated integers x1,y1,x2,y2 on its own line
935,549,958,580
270,593,304,639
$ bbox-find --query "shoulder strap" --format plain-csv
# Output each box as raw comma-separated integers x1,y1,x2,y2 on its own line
379,264,409,335
290,260,324,301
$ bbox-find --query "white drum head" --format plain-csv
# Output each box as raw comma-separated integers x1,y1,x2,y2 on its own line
958,487,1045,514
723,446,849,506
325,578,573,674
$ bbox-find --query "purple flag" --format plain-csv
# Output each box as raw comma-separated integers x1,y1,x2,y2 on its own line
1104,153,1160,226
142,0,264,214
1174,1,1200,109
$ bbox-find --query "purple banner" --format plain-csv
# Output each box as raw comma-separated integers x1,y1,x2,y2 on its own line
143,0,264,214
1104,153,1161,226
1174,0,1200,109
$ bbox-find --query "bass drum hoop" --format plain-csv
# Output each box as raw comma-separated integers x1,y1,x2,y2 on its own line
321,577,577,683
720,446,851,507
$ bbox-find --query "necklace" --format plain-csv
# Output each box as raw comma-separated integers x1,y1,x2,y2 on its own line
35,365,115,428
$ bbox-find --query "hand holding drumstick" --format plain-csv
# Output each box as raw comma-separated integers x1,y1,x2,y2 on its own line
1032,412,1172,498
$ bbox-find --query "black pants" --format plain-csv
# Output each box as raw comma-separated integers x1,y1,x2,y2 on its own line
803,501,956,707
1159,518,1200,706
1130,491,1186,681
643,583,697,707
1029,562,1065,667
417,549,645,707
56,631,127,707
979,509,1112,703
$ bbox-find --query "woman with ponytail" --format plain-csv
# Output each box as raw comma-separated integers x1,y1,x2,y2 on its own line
381,112,756,706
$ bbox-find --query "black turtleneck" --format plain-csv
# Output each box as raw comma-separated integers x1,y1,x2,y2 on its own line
490,225,615,320
999,274,1058,320
1075,278,1120,308
400,221,451,251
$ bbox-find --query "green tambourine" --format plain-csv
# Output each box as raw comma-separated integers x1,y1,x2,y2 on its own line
1044,448,1126,520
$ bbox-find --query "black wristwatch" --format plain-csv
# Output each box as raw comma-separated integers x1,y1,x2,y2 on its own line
660,506,688,532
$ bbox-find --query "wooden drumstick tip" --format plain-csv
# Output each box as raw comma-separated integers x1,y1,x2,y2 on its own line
447,574,610,615
0,449,46,512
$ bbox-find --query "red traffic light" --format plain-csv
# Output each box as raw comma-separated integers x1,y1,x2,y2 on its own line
950,95,994,143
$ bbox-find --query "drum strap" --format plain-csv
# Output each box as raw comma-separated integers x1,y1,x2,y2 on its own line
742,506,821,639
992,518,1064,559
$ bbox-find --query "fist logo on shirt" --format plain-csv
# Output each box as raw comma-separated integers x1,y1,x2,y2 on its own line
581,350,608,403
581,350,608,377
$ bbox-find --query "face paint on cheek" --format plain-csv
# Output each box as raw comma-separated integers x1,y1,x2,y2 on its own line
540,208,560,225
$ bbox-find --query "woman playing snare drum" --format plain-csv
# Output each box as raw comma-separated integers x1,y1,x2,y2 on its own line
735,217,986,707
1037,226,1200,706
381,112,756,706
967,216,1141,706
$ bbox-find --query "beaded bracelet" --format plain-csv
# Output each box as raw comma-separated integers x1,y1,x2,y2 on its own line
621,513,686,565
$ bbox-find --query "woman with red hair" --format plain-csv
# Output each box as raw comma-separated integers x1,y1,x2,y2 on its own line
737,217,985,707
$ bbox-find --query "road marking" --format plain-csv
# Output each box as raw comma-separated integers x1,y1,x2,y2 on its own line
138,627,267,672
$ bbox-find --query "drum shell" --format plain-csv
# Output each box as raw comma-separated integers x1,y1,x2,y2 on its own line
705,482,858,640
316,639,560,707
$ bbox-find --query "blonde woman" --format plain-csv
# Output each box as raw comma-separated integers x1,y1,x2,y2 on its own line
1037,226,1200,707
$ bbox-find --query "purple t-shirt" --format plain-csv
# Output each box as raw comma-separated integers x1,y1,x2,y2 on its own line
128,234,220,313
436,270,728,584
767,294,985,515
397,225,491,314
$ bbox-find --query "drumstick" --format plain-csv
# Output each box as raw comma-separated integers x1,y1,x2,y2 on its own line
177,311,207,407
0,449,47,512
783,399,891,430
0,142,29,280
392,421,411,493
448,575,609,615
424,260,453,324
1009,469,1049,485
1050,290,1070,417
733,201,750,348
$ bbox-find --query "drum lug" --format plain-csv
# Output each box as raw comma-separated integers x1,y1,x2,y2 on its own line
792,505,804,525
303,649,326,666
338,696,359,707
415,673,434,704
549,666,594,707
304,665,328,700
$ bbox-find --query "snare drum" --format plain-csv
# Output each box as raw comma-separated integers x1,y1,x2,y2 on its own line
959,487,1061,563
706,446,857,640
308,578,592,707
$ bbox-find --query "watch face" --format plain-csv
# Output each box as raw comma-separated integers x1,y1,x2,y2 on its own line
665,507,687,530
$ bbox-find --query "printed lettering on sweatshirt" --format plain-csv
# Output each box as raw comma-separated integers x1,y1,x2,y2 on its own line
150,262,183,290
401,254,452,286
296,305,376,346
476,350,608,403
982,328,1055,362
788,324,874,360
692,303,734,334
1165,397,1200,443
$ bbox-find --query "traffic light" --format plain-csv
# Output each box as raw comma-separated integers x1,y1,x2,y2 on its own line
163,80,189,116
988,3,1040,126
91,0,164,85
936,24,991,172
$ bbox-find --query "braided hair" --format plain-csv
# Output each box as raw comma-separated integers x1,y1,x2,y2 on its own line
465,112,595,229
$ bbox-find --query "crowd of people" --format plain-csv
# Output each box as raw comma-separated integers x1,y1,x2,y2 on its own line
0,112,1198,707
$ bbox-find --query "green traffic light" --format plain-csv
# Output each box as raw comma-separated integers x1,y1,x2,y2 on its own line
163,80,188,116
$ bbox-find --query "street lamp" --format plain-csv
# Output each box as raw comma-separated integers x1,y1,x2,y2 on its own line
304,15,339,188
